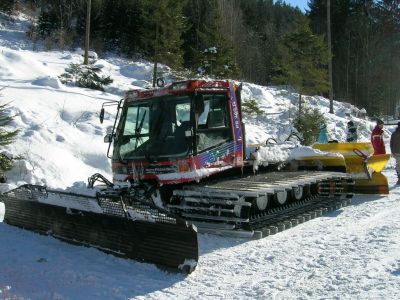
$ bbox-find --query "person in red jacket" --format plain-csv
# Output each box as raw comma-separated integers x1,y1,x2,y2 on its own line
371,119,386,155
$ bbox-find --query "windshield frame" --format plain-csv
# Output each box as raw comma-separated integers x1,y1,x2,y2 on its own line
113,94,193,161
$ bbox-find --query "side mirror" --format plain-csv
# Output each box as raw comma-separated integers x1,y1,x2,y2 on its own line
100,108,105,124
104,133,112,143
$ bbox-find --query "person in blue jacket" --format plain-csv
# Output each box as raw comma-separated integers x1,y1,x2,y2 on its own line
317,123,329,143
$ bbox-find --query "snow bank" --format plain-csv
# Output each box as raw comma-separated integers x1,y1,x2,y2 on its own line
288,146,343,160
119,62,152,80
75,48,98,60
32,75,63,89
0,48,50,79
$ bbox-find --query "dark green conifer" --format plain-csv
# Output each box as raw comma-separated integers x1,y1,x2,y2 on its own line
0,96,19,176
272,17,329,95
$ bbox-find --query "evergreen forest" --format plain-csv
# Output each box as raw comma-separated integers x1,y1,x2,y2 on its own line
1,0,399,117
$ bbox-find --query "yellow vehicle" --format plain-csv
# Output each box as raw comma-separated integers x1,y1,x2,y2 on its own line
294,142,390,194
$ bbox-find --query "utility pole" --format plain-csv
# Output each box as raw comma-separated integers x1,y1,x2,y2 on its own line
327,0,334,114
84,0,91,65
298,94,302,115
152,21,159,88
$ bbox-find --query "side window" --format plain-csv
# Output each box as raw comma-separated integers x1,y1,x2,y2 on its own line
176,103,191,126
122,106,138,135
198,101,210,126
207,97,226,128
123,106,149,135
197,94,231,152
119,106,149,156
198,98,228,127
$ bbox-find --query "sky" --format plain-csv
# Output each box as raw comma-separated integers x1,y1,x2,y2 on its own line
281,0,310,12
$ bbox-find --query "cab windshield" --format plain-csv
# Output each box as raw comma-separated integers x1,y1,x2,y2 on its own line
114,95,192,160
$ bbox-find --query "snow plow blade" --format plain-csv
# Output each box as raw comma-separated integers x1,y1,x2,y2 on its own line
354,172,389,195
313,142,373,153
365,154,390,173
312,143,390,194
291,155,347,172
313,142,372,173
0,185,198,274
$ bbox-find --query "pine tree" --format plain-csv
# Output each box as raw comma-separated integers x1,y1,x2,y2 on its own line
138,0,188,69
119,1,141,56
36,0,83,48
0,0,15,13
272,16,329,95
230,0,303,84
73,0,104,53
0,106,18,148
308,0,400,115
293,105,325,145
0,93,19,177
84,0,140,55
59,63,113,91
374,0,400,116
183,0,239,78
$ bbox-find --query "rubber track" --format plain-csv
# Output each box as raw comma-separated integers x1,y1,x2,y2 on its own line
249,195,352,238
169,171,354,240
0,195,198,274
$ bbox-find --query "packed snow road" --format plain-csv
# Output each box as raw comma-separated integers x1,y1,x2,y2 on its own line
0,171,399,300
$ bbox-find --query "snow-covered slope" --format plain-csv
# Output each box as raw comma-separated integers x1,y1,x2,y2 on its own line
1,12,396,190
0,17,394,189
1,12,399,300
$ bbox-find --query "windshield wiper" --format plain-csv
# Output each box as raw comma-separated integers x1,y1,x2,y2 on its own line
134,110,147,149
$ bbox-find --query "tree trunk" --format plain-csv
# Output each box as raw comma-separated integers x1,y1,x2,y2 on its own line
327,0,334,114
84,0,91,65
152,21,159,87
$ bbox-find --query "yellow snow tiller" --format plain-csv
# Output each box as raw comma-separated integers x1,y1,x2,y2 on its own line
312,142,390,194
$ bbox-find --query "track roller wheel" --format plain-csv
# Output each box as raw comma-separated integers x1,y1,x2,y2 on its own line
256,196,269,211
291,186,304,201
274,190,288,205
249,196,269,213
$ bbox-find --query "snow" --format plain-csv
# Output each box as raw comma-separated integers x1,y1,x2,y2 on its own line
288,146,344,159
31,75,63,89
1,171,399,299
0,12,400,299
0,202,4,222
156,166,232,183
